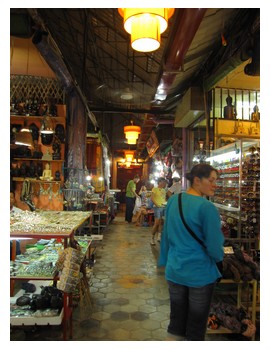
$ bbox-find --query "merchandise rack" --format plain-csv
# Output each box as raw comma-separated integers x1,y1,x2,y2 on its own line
10,210,92,340
207,278,258,340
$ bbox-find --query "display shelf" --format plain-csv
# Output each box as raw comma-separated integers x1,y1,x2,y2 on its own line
10,280,72,340
12,177,62,183
11,113,66,211
10,115,66,123
207,139,260,252
91,210,109,234
10,280,64,326
10,212,92,340
13,158,64,162
207,279,258,340
10,211,92,292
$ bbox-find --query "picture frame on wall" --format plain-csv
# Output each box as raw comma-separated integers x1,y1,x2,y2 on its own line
146,130,159,158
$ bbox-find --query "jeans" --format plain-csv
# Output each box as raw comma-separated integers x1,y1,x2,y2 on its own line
125,196,135,223
167,280,215,341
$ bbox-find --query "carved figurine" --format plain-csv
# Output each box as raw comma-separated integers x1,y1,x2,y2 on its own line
224,95,237,120
251,105,260,122
40,162,53,181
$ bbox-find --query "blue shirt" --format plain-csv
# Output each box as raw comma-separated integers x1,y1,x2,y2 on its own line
158,192,224,287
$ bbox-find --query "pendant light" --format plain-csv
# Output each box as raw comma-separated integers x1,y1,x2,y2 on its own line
124,150,135,162
118,8,175,52
40,116,54,134
124,121,141,144
15,120,34,148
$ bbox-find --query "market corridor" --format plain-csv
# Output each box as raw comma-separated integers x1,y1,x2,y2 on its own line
11,212,250,341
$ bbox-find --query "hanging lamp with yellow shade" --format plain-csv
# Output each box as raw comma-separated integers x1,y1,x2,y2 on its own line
124,122,141,144
118,8,175,52
124,150,135,162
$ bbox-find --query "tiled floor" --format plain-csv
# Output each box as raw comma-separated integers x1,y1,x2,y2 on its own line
10,211,258,341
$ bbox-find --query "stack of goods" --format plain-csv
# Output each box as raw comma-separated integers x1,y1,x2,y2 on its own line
222,248,260,282
11,284,63,318
208,302,256,338
56,247,83,293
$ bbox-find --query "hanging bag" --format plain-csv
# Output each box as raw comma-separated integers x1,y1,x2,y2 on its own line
133,196,142,215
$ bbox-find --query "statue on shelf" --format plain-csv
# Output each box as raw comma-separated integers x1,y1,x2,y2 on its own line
52,135,61,160
251,105,260,122
42,148,52,161
55,170,61,181
32,140,43,159
224,95,237,120
40,162,53,181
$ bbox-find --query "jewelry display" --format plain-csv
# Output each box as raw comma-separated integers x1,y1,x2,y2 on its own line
10,210,92,235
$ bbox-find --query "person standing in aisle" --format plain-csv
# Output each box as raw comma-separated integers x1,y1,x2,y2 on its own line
125,174,140,224
134,185,151,226
167,177,182,198
150,177,167,245
158,163,224,341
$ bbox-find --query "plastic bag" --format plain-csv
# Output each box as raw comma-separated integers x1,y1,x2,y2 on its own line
133,196,142,215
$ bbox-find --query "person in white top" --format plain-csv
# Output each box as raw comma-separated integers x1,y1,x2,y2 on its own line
167,177,182,198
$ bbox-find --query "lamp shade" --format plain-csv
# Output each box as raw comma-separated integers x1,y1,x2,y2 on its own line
124,125,141,144
124,150,135,162
40,116,54,134
15,130,34,148
118,8,174,52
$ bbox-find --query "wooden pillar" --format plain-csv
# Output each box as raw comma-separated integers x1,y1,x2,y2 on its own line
66,91,87,185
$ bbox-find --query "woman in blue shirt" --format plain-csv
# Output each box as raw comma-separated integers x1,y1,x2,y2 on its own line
158,164,224,341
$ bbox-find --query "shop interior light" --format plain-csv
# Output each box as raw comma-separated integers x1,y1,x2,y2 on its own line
124,122,141,144
124,150,135,162
40,116,54,134
118,8,174,52
15,120,34,148
15,130,34,148
206,150,240,163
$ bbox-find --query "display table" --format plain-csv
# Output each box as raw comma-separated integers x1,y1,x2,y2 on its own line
10,210,92,340
10,210,92,239
10,210,92,261
10,280,64,326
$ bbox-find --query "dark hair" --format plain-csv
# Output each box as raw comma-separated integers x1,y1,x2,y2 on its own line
134,174,140,180
157,177,167,184
185,164,218,185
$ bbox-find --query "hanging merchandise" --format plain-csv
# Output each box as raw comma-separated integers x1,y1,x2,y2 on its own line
21,179,35,211
171,137,182,157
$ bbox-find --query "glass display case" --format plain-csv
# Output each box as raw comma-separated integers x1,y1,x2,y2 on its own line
207,139,260,252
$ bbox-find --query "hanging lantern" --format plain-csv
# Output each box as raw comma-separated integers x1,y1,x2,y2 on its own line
124,150,135,162
15,120,34,149
15,130,34,148
124,124,141,144
118,8,174,52
40,116,54,134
